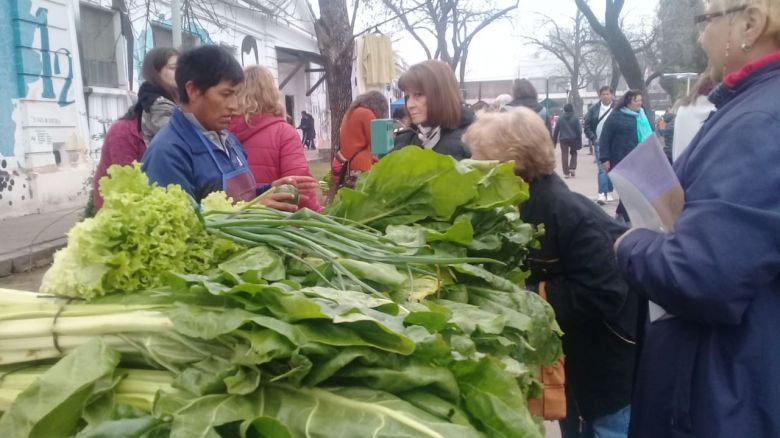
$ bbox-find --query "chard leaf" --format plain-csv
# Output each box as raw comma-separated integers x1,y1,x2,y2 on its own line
75,417,167,438
327,148,481,226
422,215,474,245
240,417,292,438
336,258,406,287
452,358,543,438
462,160,529,210
219,246,285,282
0,340,120,438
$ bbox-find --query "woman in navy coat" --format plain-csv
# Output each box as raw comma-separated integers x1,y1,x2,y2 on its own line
615,2,780,437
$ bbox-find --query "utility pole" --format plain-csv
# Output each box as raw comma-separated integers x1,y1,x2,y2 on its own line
171,0,182,49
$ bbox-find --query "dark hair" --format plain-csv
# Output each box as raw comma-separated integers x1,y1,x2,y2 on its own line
392,106,407,120
398,60,463,129
142,47,179,101
563,103,574,113
512,78,538,100
598,85,613,95
471,100,490,112
176,45,244,104
349,90,388,119
618,89,643,109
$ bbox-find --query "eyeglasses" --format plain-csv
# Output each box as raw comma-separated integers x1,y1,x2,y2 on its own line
694,5,748,33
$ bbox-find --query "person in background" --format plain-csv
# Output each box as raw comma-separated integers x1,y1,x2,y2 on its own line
392,106,411,128
394,60,473,160
470,100,490,114
599,89,653,222
142,46,315,210
92,107,146,211
504,78,549,128
658,110,676,163
671,69,716,161
584,86,616,204
332,90,388,189
134,47,179,145
297,111,317,150
464,108,639,438
552,103,583,178
229,65,320,211
616,2,780,437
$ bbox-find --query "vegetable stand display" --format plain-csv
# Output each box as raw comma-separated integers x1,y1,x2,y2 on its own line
0,148,561,438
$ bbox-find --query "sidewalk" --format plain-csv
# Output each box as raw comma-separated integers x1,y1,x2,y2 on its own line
0,207,83,277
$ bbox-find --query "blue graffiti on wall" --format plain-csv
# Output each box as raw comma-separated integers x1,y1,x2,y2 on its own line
1,0,75,157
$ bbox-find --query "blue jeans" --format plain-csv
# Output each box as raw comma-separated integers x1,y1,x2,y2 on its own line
593,142,613,195
560,404,631,438
592,405,631,438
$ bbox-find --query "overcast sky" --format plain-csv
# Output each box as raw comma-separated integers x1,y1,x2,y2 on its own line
386,0,659,81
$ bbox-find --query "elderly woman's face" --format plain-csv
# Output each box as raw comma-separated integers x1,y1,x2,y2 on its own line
698,2,746,81
405,91,428,125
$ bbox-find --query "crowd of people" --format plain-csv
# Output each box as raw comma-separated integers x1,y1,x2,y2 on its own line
92,1,780,436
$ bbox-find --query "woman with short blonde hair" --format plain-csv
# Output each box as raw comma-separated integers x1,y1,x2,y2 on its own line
465,107,640,438
229,65,320,211
463,108,555,181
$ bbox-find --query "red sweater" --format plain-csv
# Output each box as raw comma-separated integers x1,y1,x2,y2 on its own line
93,117,146,210
229,114,321,211
339,107,377,172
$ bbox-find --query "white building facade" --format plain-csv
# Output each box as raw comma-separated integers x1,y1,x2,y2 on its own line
0,0,326,219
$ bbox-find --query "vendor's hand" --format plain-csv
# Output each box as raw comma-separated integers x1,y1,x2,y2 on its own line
261,192,299,212
602,161,611,172
272,176,318,194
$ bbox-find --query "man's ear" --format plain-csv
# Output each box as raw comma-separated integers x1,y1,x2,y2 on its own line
184,81,202,102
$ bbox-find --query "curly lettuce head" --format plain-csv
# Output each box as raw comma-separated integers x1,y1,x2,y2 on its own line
41,164,241,299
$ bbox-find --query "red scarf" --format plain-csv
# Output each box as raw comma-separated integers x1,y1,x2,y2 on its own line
724,49,780,88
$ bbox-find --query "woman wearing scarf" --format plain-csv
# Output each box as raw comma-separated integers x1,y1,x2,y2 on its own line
134,47,179,145
598,89,653,222
394,60,473,160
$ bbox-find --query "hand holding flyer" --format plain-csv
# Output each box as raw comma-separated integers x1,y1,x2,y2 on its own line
610,134,684,321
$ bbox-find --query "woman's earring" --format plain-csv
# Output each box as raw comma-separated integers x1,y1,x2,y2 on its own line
741,42,751,52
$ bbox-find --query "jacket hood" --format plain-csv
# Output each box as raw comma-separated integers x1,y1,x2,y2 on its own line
228,114,286,141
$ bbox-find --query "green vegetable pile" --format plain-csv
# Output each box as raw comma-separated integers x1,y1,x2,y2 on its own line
1,149,561,437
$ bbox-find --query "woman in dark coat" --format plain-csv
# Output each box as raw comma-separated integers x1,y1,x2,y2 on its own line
394,60,473,160
465,108,640,438
599,89,653,222
134,47,179,145
615,2,780,437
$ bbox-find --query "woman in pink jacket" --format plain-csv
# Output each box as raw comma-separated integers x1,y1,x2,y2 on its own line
229,65,320,211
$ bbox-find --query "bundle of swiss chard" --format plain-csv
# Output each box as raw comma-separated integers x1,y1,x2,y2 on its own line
3,149,561,437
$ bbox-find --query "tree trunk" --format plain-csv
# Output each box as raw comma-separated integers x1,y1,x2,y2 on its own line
610,58,621,92
314,0,354,161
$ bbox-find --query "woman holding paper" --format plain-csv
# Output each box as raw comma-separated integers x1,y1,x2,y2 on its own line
464,108,641,438
615,1,780,437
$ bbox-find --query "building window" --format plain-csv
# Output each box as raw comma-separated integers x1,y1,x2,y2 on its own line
152,24,199,50
79,4,118,87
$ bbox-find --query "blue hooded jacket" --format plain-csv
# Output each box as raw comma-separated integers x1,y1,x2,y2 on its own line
617,54,780,437
141,109,253,202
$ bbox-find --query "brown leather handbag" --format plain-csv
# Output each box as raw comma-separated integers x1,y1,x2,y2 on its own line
527,281,567,420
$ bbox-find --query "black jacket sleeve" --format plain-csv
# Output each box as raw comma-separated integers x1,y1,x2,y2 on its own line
598,115,616,163
584,105,598,142
552,119,561,144
544,213,630,326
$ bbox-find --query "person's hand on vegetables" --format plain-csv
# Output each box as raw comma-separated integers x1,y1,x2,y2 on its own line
272,176,318,194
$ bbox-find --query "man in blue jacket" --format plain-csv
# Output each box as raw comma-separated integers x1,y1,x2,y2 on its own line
141,45,314,210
